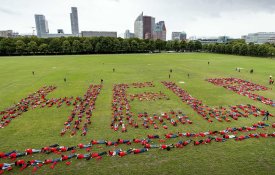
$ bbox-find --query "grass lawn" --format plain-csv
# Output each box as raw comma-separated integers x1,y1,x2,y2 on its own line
0,53,274,175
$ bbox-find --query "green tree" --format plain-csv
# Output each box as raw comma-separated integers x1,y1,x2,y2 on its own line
112,38,121,53
187,41,195,52
225,44,233,54
173,40,180,52
121,39,130,52
38,43,48,54
72,40,82,53
166,41,173,51
82,39,93,53
147,40,156,52
239,44,248,56
49,38,62,53
0,38,16,55
258,44,269,57
155,39,163,52
27,41,38,54
95,42,102,53
15,40,26,55
232,44,241,55
130,40,139,52
194,41,202,51
180,40,187,52
62,40,71,53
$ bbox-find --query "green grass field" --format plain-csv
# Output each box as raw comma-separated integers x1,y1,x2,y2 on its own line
0,53,274,175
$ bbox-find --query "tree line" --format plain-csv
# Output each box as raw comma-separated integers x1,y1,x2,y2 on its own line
0,36,202,56
202,40,275,57
1,36,274,57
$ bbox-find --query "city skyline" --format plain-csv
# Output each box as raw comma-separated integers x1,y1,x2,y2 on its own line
1,0,275,39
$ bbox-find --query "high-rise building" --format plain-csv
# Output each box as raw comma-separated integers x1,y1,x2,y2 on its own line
134,12,165,40
172,32,187,41
134,12,144,39
70,7,79,35
35,14,49,37
153,21,166,41
143,16,155,39
124,30,135,39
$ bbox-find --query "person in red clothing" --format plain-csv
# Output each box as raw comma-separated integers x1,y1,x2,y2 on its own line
77,143,92,149
194,140,205,145
160,144,174,151
15,160,25,167
25,148,41,155
133,148,148,154
147,134,160,139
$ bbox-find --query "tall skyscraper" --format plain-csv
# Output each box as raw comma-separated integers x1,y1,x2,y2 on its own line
70,7,79,35
35,14,49,37
153,21,166,41
143,16,155,39
134,12,165,40
134,12,144,39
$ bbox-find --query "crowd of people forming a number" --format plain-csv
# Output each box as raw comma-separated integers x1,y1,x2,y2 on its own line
1,122,274,173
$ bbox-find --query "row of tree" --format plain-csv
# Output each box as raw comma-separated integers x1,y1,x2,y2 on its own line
0,36,203,56
202,40,275,57
1,36,274,57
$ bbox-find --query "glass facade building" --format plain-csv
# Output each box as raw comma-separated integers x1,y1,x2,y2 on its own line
35,14,49,38
245,32,275,44
153,21,166,41
70,7,79,35
134,12,144,39
172,32,187,41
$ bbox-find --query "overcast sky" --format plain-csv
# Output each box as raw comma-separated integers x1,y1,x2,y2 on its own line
1,0,275,39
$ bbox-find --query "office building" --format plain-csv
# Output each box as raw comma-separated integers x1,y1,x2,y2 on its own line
35,14,49,37
70,7,79,35
172,32,187,41
196,36,232,44
81,31,117,38
124,30,135,39
134,12,162,40
134,12,144,39
40,33,77,38
0,30,13,38
153,21,166,41
143,16,155,39
245,32,275,44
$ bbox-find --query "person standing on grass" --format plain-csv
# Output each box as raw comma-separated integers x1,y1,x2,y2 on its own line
263,111,269,121
208,62,210,65
113,68,115,72
170,69,173,73
188,73,190,78
32,71,35,75
64,78,67,83
169,74,171,79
